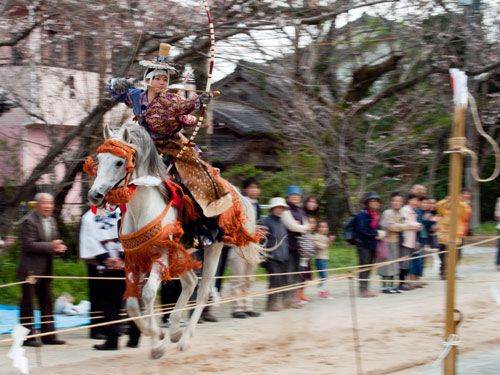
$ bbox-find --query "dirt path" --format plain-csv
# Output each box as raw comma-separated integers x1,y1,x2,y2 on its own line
1,246,499,375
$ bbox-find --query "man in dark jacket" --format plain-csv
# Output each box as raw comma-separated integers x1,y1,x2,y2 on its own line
353,191,385,297
17,193,67,347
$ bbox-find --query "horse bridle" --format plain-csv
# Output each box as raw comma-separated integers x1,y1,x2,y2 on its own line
84,139,137,205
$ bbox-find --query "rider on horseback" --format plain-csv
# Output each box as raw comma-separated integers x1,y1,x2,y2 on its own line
108,43,232,221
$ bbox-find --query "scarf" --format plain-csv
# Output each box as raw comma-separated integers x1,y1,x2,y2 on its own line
366,209,380,229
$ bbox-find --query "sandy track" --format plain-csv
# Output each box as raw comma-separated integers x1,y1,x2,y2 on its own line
1,246,499,375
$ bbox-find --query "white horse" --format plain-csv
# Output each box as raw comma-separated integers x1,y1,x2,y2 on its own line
87,124,263,359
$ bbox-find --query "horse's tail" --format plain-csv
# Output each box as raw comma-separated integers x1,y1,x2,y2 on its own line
231,191,268,265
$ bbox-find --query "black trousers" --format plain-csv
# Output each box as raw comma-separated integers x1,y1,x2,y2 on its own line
438,242,463,278
87,264,105,337
20,278,57,342
92,268,140,345
265,259,287,308
284,250,300,302
160,279,182,322
356,244,375,291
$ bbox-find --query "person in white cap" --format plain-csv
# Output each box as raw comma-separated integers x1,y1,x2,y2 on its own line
262,197,297,310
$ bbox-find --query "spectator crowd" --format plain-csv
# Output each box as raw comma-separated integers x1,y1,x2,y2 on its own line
7,180,494,351
353,184,472,297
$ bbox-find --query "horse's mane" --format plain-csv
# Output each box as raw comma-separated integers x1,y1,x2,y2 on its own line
114,123,170,202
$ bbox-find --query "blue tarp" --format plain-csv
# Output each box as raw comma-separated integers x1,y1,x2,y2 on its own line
0,304,90,335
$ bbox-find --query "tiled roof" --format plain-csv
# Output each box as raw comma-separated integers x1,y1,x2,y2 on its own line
213,101,274,135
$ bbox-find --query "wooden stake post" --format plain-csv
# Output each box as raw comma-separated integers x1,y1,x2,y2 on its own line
443,102,467,375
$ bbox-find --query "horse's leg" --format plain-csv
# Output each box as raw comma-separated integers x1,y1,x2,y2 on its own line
178,242,223,352
169,270,197,343
143,254,167,359
126,273,148,334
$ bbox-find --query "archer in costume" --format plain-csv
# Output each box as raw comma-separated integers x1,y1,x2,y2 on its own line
109,43,232,219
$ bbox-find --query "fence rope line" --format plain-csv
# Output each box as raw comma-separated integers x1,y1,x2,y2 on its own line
5,256,499,328
0,315,105,328
1,241,496,343
353,278,500,284
0,236,496,332
1,234,497,288
460,234,500,248
12,249,448,282
0,280,30,288
0,310,104,323
0,274,350,344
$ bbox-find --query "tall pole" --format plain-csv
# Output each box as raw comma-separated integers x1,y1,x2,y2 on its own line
444,71,467,374
463,0,482,235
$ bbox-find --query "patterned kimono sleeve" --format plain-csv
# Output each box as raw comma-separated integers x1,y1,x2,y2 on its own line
174,94,201,115
179,114,198,127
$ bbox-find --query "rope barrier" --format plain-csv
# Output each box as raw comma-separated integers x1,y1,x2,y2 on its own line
1,242,495,342
1,235,497,289
21,249,448,282
0,235,496,338
0,274,349,344
0,280,29,289
0,310,103,322
460,234,500,248
0,315,104,328
3,249,497,328
353,278,500,284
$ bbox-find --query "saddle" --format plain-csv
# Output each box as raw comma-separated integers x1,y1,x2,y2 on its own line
163,177,222,249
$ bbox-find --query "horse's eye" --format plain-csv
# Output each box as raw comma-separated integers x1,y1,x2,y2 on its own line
116,160,124,167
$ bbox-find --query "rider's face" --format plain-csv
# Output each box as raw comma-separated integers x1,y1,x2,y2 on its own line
147,74,168,93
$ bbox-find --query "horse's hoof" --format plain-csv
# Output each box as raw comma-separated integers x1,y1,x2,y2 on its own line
177,339,191,352
170,329,182,343
151,347,165,360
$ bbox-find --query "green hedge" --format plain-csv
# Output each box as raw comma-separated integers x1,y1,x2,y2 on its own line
0,244,88,306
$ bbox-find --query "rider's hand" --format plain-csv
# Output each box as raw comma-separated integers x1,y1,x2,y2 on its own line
199,93,212,105
110,78,132,92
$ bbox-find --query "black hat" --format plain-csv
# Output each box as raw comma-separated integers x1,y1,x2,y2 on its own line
364,191,380,204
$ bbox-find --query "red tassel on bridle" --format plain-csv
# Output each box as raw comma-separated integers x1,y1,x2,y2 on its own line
83,156,98,176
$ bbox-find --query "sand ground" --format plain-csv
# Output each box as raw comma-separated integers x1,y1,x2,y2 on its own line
1,245,500,375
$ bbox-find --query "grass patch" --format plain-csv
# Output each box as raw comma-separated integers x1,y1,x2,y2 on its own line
328,242,358,271
0,245,88,306
477,221,497,236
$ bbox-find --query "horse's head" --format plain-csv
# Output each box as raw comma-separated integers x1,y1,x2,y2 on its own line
87,124,166,207
87,125,136,207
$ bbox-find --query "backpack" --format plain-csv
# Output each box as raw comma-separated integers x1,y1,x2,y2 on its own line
343,214,358,245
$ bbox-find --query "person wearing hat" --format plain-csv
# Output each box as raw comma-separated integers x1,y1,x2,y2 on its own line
353,191,385,297
109,43,232,218
262,197,290,311
281,185,313,306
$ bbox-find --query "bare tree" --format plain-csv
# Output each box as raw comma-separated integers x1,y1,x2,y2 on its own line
212,0,500,228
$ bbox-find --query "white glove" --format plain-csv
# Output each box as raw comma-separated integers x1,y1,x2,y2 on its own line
376,230,386,240
110,78,132,92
